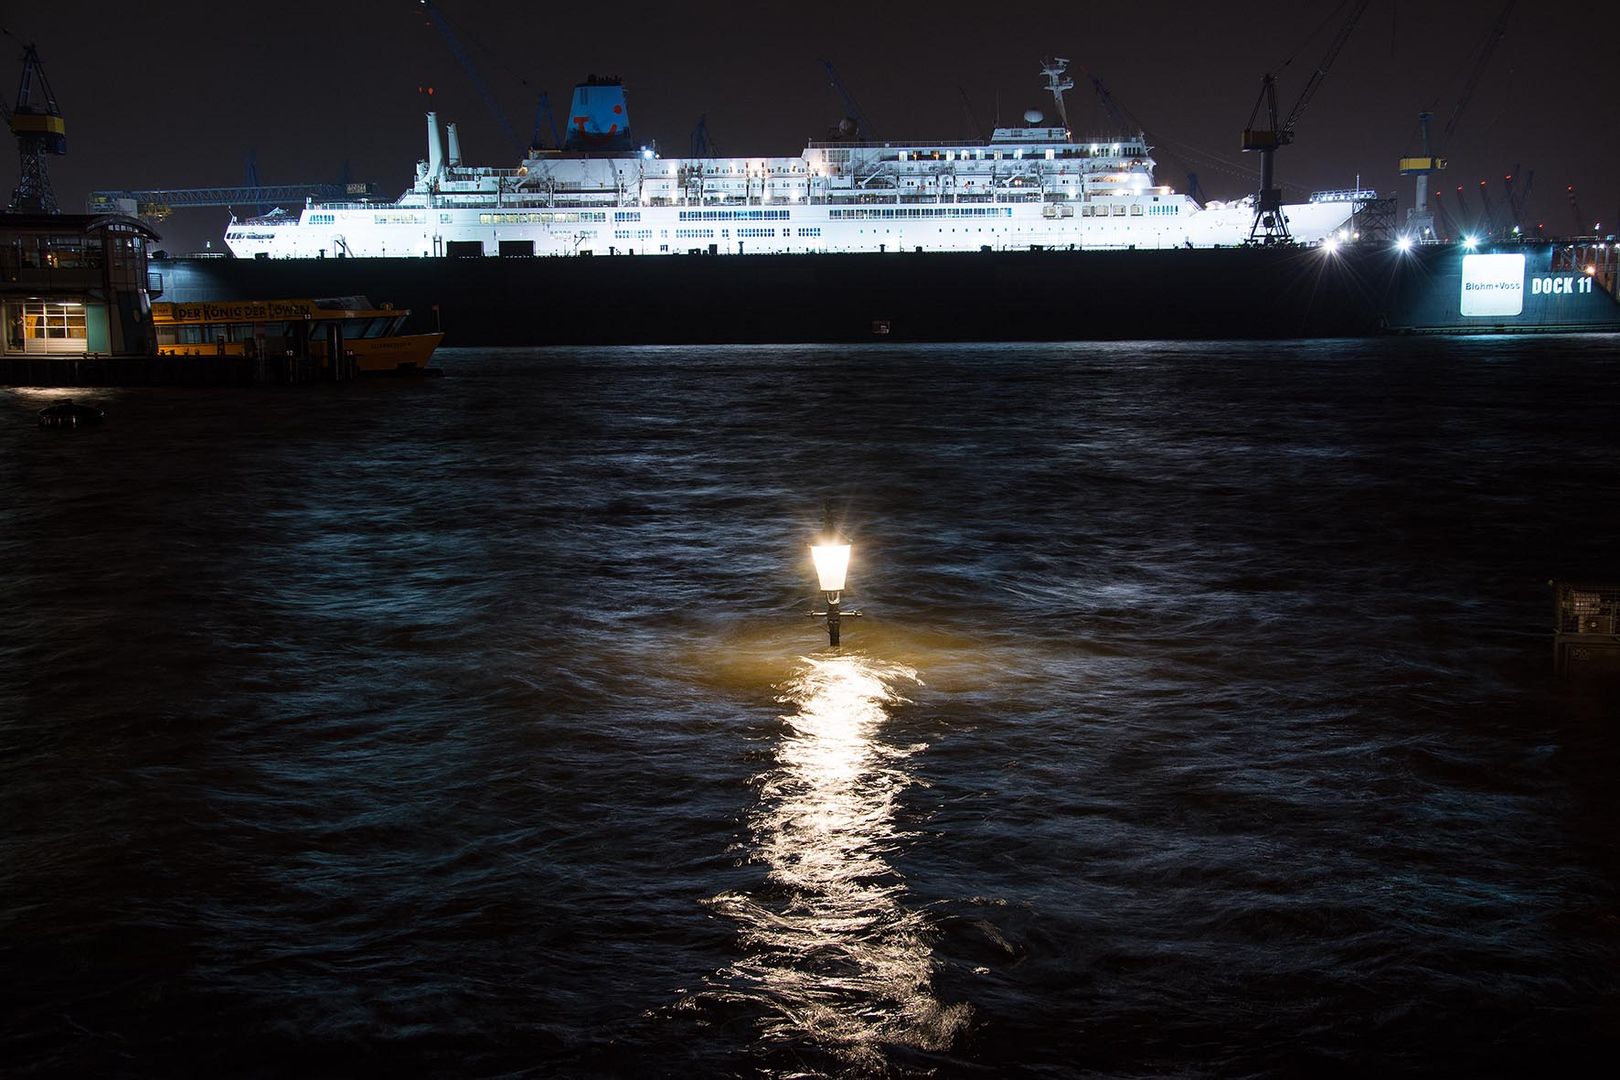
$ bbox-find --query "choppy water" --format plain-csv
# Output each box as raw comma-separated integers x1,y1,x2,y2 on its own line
4,338,1619,1078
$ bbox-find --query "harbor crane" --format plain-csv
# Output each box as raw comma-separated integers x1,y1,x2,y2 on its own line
1567,184,1587,235
1241,0,1371,244
818,60,877,141
689,114,718,158
1399,0,1516,240
0,33,66,213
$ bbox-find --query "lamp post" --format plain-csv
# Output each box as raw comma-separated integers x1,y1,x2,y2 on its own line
809,535,862,646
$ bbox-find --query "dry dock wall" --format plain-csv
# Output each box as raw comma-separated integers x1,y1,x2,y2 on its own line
153,245,1619,347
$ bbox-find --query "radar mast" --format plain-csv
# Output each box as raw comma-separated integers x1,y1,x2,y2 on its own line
1040,58,1074,133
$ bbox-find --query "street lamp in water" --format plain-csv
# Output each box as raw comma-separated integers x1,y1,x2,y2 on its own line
809,533,861,646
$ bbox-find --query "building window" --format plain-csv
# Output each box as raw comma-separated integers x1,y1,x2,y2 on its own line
8,300,88,353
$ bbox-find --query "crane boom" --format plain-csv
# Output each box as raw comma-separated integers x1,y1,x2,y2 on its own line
957,86,982,139
1282,0,1372,134
1476,179,1499,238
419,0,524,159
1442,0,1516,145
819,60,877,140
530,91,559,151
1432,189,1459,240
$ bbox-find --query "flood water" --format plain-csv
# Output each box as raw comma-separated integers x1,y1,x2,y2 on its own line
4,337,1619,1077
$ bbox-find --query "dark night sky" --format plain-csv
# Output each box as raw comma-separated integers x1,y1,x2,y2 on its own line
9,0,1616,251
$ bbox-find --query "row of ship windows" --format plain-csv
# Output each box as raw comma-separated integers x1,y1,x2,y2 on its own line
891,148,1143,162
829,207,1016,220
619,225,829,242
677,209,792,222
476,212,608,224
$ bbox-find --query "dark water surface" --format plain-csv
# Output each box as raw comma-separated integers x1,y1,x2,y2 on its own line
4,338,1619,1077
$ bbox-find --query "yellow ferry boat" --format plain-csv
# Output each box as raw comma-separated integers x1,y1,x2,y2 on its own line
150,296,443,375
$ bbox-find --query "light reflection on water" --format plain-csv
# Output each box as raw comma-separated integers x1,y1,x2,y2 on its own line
698,654,968,1069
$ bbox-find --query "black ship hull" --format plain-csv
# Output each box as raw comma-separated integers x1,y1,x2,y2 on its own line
153,243,1620,347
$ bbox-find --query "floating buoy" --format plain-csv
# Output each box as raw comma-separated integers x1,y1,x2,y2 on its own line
38,400,105,428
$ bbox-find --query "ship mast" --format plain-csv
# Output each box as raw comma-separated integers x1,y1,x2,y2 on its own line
1040,58,1074,133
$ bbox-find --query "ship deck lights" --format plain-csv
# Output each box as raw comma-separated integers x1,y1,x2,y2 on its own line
808,532,862,647
1396,236,1414,252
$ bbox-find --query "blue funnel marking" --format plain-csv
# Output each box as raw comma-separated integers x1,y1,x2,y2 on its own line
564,77,633,152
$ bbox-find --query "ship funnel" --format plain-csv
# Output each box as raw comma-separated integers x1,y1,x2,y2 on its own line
426,111,444,177
562,75,633,152
447,122,462,167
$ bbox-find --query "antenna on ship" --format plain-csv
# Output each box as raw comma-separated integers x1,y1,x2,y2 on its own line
1039,57,1073,133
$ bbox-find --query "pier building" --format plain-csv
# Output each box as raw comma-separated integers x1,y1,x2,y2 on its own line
0,211,160,383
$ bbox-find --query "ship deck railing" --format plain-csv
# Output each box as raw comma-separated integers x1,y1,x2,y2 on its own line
282,193,1068,217
1310,188,1382,203
807,133,1143,151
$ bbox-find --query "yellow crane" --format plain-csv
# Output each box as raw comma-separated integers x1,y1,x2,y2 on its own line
0,30,67,213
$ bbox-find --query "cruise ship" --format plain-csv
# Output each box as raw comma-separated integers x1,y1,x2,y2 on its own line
223,61,1368,260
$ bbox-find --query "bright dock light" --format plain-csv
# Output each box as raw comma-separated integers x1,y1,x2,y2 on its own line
808,523,861,647
1396,236,1413,252
1463,235,1478,250
812,541,850,594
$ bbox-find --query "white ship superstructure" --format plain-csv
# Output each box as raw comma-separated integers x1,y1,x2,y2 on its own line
224,63,1366,260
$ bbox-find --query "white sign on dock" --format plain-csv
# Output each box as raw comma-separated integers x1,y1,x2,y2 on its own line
1460,253,1525,318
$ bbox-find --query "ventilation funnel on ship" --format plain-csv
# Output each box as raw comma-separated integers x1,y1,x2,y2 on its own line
426,111,444,177
563,76,633,152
